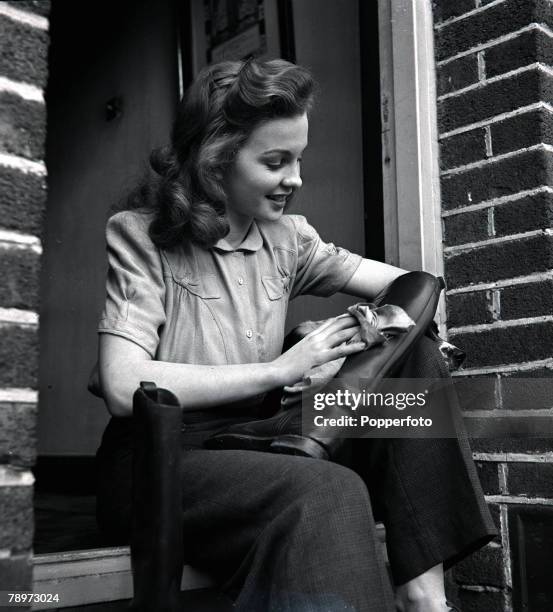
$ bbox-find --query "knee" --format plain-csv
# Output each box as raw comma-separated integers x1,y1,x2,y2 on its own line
298,461,371,515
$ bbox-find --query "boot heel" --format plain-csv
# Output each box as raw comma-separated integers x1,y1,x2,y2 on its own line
270,435,329,460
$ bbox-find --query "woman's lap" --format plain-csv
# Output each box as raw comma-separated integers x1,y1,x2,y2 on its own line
97,432,495,590
97,439,381,562
177,450,380,568
97,440,395,610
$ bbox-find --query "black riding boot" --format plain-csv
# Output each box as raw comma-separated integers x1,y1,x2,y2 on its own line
205,272,443,459
129,382,184,612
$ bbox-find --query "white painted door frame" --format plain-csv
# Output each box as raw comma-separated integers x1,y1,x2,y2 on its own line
378,0,445,327
378,0,443,273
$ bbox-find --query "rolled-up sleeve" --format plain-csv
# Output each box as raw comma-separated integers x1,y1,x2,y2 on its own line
98,211,166,357
289,215,362,298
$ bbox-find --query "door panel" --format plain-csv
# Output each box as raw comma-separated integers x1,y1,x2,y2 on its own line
286,0,366,329
39,0,178,455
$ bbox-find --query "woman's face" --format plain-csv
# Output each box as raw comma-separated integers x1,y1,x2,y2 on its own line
224,113,308,224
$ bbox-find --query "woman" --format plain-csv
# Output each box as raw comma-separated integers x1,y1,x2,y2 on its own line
95,59,496,611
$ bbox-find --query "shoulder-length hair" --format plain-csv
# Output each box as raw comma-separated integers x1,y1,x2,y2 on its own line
124,59,315,249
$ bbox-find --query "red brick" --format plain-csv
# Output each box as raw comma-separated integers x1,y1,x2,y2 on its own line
490,109,553,156
440,128,487,170
435,0,552,61
451,321,553,367
508,462,553,496
499,280,553,320
457,588,506,612
438,54,479,96
447,290,491,327
455,375,497,412
0,15,49,88
0,402,37,467
438,69,552,133
432,0,476,23
441,149,553,211
466,414,553,438
501,369,553,411
443,209,489,245
453,544,505,587
0,247,40,310
0,166,46,235
0,486,33,552
445,234,553,287
0,92,45,161
0,326,38,388
486,28,553,79
494,192,553,235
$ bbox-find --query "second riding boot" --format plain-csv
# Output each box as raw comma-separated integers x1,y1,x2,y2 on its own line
129,382,184,612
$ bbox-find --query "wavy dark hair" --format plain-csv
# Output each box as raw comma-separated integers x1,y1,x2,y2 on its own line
124,59,315,249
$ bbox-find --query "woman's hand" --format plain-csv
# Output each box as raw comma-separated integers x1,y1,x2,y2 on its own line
272,315,366,387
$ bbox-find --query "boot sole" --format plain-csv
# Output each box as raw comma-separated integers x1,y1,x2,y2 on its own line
270,435,329,460
204,432,276,452
204,433,329,460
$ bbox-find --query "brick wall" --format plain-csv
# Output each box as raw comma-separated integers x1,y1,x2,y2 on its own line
0,0,49,595
433,1,553,610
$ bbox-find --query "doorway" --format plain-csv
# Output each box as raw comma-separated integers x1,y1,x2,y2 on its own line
34,0,180,553
34,0,383,556
38,0,179,458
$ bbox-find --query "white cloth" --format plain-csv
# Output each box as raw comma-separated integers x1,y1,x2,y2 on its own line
281,302,415,408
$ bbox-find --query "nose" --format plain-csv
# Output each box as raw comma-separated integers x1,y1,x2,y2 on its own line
282,163,302,190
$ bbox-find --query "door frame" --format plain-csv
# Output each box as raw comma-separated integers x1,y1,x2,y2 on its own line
378,0,445,325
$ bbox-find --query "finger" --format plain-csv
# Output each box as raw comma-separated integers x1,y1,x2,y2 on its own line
304,316,338,337
328,342,366,360
316,314,358,336
327,327,360,348
342,342,367,354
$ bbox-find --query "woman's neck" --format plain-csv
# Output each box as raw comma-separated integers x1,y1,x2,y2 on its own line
225,210,254,249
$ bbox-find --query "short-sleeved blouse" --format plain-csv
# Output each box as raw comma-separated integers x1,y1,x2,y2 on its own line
98,210,362,367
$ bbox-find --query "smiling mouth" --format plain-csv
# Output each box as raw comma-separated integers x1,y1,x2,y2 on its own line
266,194,289,205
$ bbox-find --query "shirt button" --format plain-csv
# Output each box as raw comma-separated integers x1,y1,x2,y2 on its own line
246,329,253,339
238,277,244,285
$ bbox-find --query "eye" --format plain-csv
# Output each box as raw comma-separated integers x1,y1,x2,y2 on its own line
265,159,285,170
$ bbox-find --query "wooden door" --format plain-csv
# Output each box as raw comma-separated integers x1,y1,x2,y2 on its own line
286,0,382,329
39,0,179,455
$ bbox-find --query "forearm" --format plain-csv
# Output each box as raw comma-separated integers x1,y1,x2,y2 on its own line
99,315,367,417
99,333,284,416
101,358,282,417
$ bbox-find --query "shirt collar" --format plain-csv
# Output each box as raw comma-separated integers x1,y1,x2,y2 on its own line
211,221,263,253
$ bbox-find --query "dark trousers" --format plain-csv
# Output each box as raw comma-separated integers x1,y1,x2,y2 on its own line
96,337,497,611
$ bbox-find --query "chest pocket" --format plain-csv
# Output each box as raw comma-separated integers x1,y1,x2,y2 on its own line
262,275,290,300
174,274,221,299
263,245,296,300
